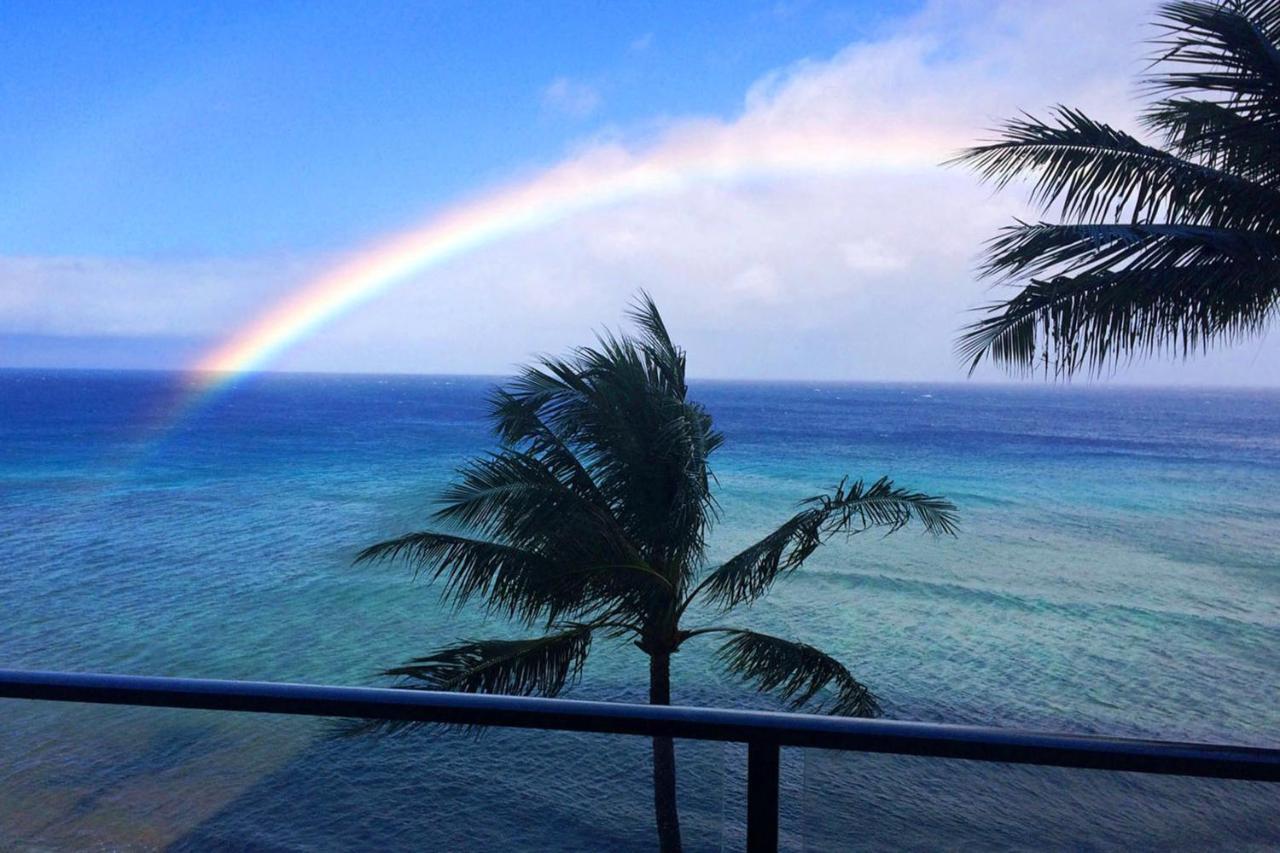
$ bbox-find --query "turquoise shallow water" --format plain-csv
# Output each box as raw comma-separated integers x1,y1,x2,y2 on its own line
1,370,1277,849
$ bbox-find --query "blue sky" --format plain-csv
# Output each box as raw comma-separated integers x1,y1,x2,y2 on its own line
2,0,1277,385
0,1,915,256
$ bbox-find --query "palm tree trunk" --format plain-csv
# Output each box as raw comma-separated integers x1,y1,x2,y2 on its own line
649,651,683,853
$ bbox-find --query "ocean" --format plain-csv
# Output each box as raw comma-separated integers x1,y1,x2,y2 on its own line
1,369,1276,850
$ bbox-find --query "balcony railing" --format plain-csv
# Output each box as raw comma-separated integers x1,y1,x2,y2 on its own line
2,668,1278,852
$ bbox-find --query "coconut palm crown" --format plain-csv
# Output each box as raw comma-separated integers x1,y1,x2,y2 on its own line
357,294,956,852
954,0,1280,377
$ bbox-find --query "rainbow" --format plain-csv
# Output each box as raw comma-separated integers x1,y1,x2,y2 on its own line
189,127,947,389
194,128,947,384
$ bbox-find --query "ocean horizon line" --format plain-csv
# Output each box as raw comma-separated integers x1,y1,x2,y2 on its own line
4,363,1280,395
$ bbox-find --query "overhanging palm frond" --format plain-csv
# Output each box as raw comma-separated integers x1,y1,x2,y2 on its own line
980,221,1279,281
1150,0,1280,123
950,107,1280,228
1144,98,1280,182
956,0,1280,377
709,628,880,717
958,258,1280,377
696,477,956,610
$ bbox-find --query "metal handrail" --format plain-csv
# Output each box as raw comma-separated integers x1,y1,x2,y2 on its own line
3,669,1278,851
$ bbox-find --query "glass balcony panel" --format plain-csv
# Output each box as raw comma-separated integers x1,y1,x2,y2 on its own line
799,747,1278,851
0,700,729,851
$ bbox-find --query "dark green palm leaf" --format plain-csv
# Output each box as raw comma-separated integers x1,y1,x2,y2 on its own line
434,452,615,546
696,477,956,609
491,295,722,588
956,0,1280,376
487,388,622,529
1150,0,1280,123
959,260,1277,376
979,221,1279,281
1144,98,1280,182
951,107,1280,229
386,624,596,697
358,529,674,629
342,625,599,737
711,628,880,717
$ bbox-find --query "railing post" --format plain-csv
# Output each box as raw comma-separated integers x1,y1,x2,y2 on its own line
746,739,780,853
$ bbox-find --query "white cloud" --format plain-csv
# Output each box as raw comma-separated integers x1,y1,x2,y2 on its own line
5,0,1278,385
0,254,318,337
540,76,601,119
841,239,906,273
305,0,1152,379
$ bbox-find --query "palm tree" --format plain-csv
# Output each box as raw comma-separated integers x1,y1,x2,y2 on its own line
357,295,956,852
953,0,1280,377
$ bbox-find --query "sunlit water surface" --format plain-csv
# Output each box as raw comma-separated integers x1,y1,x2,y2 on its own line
1,371,1276,850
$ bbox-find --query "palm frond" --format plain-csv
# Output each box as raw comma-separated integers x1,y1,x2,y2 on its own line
343,625,598,736
430,451,639,574
358,532,570,624
959,221,1280,375
956,1,1280,377
711,628,880,717
809,475,960,535
627,289,678,356
1144,98,1280,183
356,530,668,628
434,452,591,535
1150,0,1280,125
487,387,622,533
387,624,596,696
980,221,1279,281
697,477,956,609
492,301,723,589
627,289,689,398
951,107,1280,229
960,261,1279,376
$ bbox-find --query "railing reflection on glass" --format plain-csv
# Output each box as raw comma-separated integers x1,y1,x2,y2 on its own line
1,669,1277,853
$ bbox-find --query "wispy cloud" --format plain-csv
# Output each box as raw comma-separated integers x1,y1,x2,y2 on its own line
0,254,318,337
540,76,601,119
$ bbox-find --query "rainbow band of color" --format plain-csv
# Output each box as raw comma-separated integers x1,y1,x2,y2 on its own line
192,129,946,390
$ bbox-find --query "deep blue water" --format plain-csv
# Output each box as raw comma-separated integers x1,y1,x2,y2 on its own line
1,369,1277,850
